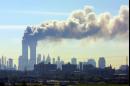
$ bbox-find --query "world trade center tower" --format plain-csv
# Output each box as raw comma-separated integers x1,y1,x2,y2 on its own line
21,26,37,71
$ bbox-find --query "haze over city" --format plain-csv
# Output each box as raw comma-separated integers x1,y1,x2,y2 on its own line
0,0,129,69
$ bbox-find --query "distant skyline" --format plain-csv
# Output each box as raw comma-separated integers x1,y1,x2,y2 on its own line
0,0,129,68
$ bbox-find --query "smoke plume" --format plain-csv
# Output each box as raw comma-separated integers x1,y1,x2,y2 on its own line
24,5,129,41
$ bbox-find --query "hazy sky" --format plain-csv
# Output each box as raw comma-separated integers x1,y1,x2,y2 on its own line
0,0,129,68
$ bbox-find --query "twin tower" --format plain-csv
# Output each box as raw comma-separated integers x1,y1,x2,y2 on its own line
19,26,37,71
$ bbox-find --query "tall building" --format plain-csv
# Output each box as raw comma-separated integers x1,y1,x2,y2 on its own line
0,58,1,69
14,64,17,70
46,54,51,64
87,59,96,67
21,26,37,70
1,56,4,66
4,57,7,67
79,62,83,70
0,57,16,70
57,56,60,62
8,58,13,69
57,56,62,70
7,60,9,68
71,57,77,65
1,56,6,69
61,61,64,65
98,57,106,69
52,58,56,64
37,54,42,64
29,39,37,70
22,38,28,70
42,55,45,63
18,56,24,70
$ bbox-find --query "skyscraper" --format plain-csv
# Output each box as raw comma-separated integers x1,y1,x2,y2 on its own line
37,54,42,64
14,64,17,70
42,55,45,63
79,62,83,70
29,39,37,70
21,26,37,70
87,59,96,67
98,57,106,69
18,56,23,70
52,58,56,64
71,57,77,65
57,56,62,70
8,58,13,69
7,60,9,68
0,58,1,69
22,38,28,70
1,56,4,66
1,56,6,69
46,54,51,64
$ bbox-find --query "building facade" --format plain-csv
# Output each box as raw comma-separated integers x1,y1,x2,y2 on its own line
98,57,106,69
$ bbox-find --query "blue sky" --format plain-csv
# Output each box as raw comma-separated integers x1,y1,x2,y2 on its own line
0,0,129,68
0,0,129,25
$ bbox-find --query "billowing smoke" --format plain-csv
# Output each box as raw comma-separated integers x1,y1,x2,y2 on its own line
24,5,129,41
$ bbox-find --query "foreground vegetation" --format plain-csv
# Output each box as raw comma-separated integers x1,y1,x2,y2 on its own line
1,83,129,86
76,84,129,86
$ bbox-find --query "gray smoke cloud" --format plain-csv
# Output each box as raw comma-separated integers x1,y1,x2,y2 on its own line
24,5,129,41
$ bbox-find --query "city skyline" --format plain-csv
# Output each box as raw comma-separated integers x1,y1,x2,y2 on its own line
0,54,129,70
0,0,129,68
